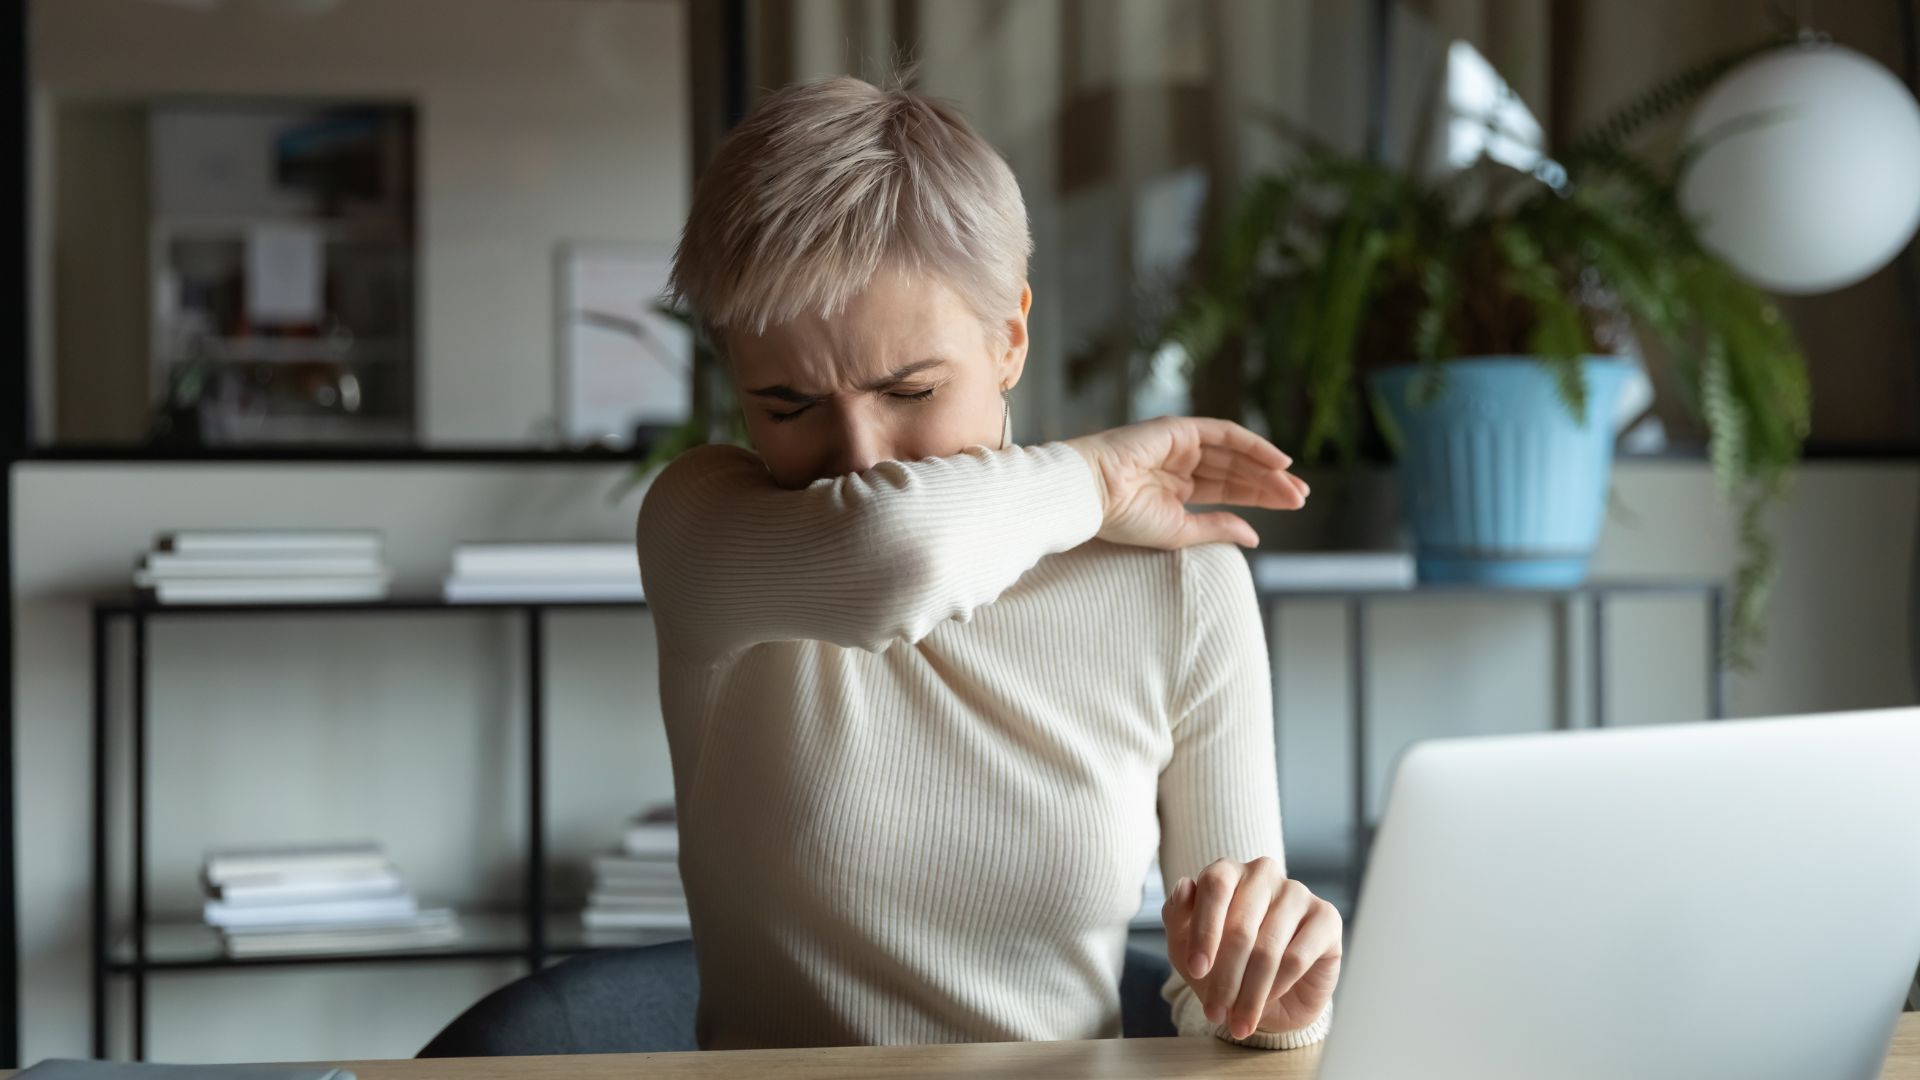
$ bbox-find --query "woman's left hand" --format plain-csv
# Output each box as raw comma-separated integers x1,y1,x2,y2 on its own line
1161,856,1343,1038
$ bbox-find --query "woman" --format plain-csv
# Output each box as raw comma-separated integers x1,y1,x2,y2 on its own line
637,74,1340,1052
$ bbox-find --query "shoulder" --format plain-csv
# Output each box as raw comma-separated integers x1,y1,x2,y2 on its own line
1176,543,1259,608
647,442,765,495
1036,540,1256,606
639,444,764,521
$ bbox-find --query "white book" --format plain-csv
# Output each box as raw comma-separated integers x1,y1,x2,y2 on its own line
219,907,453,937
620,826,679,858
452,543,638,579
221,910,460,957
594,852,679,872
581,908,691,931
205,843,390,884
588,889,686,910
147,574,391,605
159,530,384,558
1248,551,1416,591
140,553,386,579
599,864,691,883
205,893,418,929
443,578,645,603
212,871,406,907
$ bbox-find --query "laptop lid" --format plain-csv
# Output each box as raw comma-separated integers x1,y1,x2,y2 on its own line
1315,707,1920,1080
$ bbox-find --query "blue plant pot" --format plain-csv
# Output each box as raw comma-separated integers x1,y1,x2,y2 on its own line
1369,356,1632,588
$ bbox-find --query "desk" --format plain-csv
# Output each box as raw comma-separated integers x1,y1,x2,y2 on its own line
306,1013,1920,1079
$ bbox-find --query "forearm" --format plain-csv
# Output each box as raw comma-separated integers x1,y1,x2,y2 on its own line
636,441,1102,663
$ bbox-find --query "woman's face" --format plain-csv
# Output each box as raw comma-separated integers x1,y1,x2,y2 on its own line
724,271,1031,489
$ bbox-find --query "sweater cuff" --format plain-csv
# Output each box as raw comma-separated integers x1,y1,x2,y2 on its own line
1165,978,1332,1050
1224,1002,1332,1049
1024,440,1104,543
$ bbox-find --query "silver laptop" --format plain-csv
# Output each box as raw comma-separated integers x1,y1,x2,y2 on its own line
1316,707,1920,1080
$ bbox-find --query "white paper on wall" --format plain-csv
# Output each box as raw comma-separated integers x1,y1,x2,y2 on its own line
245,223,325,325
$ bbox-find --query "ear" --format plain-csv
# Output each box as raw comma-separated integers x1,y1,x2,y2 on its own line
997,283,1033,392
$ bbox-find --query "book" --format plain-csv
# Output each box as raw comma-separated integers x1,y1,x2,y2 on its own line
211,870,406,908
620,823,679,858
138,554,385,579
1247,551,1416,591
593,853,680,874
205,843,390,884
442,579,645,604
587,890,687,912
220,910,460,958
157,530,383,558
452,542,637,579
204,893,418,929
581,908,691,931
143,575,391,605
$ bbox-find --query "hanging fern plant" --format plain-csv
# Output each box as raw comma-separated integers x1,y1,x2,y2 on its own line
1144,38,1812,670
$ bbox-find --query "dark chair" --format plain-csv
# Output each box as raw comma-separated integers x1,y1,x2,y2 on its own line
418,940,1178,1056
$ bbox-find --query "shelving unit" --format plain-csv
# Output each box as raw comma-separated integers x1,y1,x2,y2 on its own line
88,576,1726,1060
90,594,656,1061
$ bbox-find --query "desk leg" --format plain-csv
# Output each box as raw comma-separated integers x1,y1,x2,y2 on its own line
1552,598,1572,731
1347,598,1369,907
1708,588,1728,719
526,608,547,970
1588,595,1607,729
90,611,109,1059
131,613,148,1061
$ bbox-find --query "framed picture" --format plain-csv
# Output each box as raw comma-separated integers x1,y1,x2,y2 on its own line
556,243,693,448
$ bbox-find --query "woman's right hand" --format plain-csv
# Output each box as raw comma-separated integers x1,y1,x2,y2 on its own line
1063,416,1309,551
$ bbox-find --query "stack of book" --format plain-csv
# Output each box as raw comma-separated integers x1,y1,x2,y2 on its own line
137,530,392,604
582,804,688,936
442,542,644,603
201,842,459,958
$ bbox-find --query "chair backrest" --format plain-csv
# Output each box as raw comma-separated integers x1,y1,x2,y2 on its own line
418,940,1178,1056
418,939,701,1057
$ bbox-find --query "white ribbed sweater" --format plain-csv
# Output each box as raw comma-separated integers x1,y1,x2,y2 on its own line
635,440,1331,1051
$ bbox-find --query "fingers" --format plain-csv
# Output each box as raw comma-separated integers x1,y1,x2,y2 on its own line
1202,857,1285,1027
1185,859,1246,980
1179,510,1260,549
1226,880,1315,1037
1160,875,1197,980
1269,898,1343,1005
1190,439,1309,510
1184,417,1292,472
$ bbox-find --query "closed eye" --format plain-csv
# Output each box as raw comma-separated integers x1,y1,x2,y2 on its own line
767,386,937,423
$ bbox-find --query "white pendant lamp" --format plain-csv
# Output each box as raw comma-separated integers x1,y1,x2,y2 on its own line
1679,39,1920,295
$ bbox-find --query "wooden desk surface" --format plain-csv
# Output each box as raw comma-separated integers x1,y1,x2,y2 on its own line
305,1013,1920,1079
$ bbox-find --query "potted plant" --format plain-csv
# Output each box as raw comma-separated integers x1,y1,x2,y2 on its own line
1143,42,1810,669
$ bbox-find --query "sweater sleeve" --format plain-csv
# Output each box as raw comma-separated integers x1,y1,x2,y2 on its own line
1154,542,1331,1050
635,440,1103,666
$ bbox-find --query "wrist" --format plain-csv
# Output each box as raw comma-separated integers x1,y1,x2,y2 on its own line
1062,437,1111,521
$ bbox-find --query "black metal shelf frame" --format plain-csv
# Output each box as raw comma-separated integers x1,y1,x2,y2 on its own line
90,597,655,1061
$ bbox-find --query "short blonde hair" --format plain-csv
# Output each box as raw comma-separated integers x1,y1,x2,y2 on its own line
668,75,1032,351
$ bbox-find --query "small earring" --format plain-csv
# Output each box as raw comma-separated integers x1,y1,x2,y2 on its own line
999,393,1012,450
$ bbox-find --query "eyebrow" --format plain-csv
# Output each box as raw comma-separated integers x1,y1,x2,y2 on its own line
745,359,949,403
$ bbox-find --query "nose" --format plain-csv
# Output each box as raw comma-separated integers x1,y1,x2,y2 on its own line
825,408,888,477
